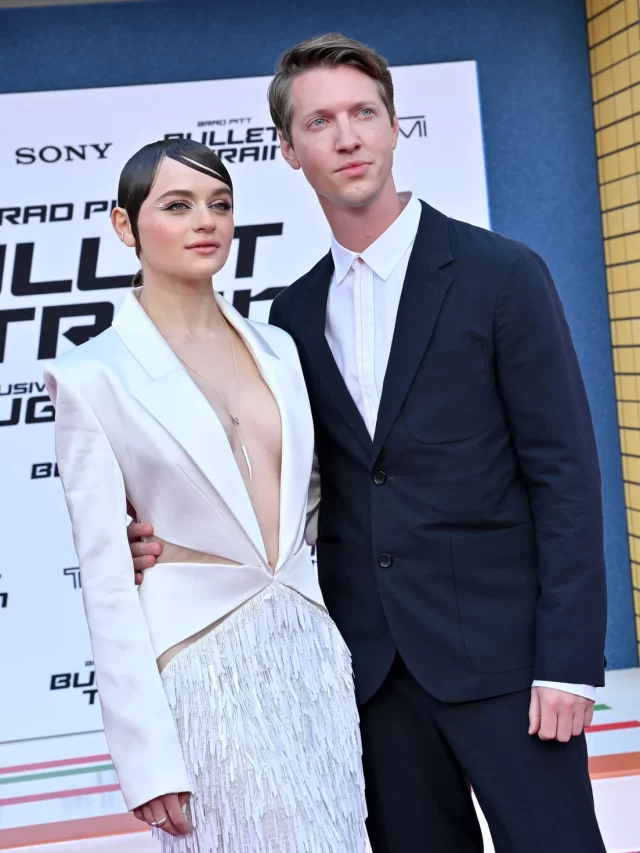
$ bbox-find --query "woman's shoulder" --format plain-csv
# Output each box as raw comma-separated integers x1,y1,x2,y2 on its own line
43,326,125,394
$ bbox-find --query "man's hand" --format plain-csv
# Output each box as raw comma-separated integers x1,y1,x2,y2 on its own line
127,520,162,585
528,686,595,742
133,792,192,837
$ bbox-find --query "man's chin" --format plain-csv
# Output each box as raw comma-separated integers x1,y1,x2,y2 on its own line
330,183,381,209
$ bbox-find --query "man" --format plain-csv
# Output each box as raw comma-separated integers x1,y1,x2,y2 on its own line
129,34,607,852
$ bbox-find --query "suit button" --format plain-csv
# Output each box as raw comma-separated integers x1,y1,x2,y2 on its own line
379,553,392,568
373,470,387,485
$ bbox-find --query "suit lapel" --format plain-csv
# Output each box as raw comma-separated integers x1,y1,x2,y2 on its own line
112,290,267,564
299,253,372,456
216,298,312,570
372,202,454,459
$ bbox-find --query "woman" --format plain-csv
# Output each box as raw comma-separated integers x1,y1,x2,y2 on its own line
44,138,367,852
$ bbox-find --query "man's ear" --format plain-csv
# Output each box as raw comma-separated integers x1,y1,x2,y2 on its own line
279,131,301,171
391,113,400,151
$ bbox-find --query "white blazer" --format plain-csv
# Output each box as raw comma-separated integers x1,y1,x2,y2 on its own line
43,289,324,811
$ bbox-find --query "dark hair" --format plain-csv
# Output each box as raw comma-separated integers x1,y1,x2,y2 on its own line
268,34,395,145
118,138,233,278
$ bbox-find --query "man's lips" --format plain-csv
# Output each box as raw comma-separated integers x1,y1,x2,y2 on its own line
336,161,371,175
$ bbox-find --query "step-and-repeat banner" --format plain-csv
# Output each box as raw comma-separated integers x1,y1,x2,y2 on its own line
0,61,489,742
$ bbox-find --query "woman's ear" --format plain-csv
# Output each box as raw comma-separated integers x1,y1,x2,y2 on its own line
111,207,136,248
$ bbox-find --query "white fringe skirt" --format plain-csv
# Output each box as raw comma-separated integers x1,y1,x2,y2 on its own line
156,581,367,852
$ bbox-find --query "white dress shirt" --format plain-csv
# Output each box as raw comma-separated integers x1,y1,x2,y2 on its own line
324,192,595,704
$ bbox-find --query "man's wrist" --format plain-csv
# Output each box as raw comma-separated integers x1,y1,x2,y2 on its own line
532,680,596,702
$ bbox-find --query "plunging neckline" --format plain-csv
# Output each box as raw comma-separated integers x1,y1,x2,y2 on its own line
134,290,285,575
180,351,283,575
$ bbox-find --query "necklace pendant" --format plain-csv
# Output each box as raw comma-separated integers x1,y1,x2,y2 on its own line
241,444,253,481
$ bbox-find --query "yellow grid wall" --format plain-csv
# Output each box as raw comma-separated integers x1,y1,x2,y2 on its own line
587,0,640,658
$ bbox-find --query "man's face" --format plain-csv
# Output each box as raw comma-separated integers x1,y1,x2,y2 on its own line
281,65,399,210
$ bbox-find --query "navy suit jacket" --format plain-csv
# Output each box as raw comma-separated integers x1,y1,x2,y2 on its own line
269,200,607,705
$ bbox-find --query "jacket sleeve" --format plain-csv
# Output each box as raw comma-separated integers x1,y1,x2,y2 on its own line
44,363,192,810
305,453,321,546
494,247,607,686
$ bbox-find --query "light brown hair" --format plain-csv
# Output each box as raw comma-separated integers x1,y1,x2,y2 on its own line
268,33,395,145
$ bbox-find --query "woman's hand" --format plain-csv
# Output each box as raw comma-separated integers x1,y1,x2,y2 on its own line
133,792,192,837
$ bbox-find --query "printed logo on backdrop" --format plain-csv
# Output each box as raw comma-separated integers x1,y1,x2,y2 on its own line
31,461,60,480
0,380,54,428
50,663,98,705
64,567,81,589
0,199,286,369
398,115,427,139
0,575,7,610
166,116,279,164
167,114,427,165
0,114,429,374
48,572,98,708
15,143,113,165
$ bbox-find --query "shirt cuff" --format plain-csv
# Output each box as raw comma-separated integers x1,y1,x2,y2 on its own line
531,681,596,702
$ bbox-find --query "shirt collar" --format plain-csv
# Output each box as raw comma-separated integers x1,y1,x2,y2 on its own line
330,192,422,285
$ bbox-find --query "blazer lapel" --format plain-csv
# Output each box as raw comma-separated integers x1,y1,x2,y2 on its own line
372,202,454,459
299,253,372,456
112,290,268,564
216,298,313,570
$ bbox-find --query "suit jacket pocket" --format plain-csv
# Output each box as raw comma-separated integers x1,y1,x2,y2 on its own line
403,343,489,444
451,524,538,673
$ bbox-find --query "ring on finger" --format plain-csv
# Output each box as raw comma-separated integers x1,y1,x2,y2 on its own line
151,817,167,827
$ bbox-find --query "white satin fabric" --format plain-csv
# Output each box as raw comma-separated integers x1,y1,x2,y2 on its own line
43,289,325,811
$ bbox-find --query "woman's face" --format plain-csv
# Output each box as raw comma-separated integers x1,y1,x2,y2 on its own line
116,156,234,281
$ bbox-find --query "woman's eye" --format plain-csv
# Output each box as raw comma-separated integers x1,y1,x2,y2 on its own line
166,201,190,211
210,201,232,211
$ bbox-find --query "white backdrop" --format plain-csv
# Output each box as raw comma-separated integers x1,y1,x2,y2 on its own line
0,61,489,742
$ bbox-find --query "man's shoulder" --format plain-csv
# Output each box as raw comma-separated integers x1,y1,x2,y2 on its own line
443,209,533,270
271,252,331,313
250,317,296,357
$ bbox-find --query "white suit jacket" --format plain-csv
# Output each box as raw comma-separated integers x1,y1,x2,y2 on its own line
43,289,324,811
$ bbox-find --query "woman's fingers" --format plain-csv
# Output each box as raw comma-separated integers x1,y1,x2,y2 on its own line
138,795,192,838
165,792,193,835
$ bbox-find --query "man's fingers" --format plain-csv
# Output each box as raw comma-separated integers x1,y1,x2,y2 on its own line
130,541,162,559
528,689,541,735
127,521,153,542
133,555,158,573
537,697,559,741
572,703,587,737
165,793,192,835
555,705,574,742
584,702,595,729
126,521,154,542
131,540,161,576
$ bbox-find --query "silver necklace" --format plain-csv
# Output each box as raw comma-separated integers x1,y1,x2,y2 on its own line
173,316,253,481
